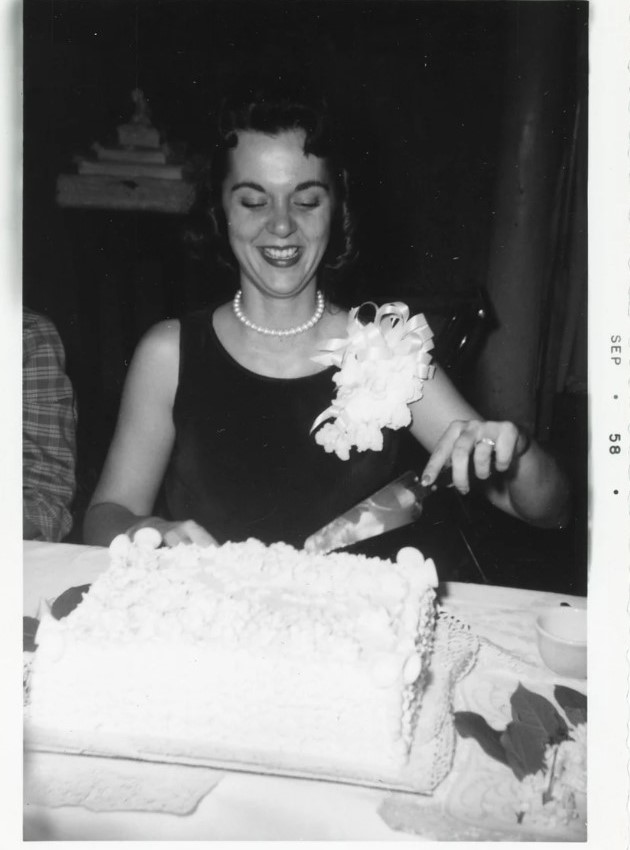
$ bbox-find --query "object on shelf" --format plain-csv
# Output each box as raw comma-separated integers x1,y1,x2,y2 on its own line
57,88,195,214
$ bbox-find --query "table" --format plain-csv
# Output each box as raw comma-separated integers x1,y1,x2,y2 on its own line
23,541,587,841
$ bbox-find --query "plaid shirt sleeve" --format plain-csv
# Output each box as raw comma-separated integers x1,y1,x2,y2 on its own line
23,311,77,541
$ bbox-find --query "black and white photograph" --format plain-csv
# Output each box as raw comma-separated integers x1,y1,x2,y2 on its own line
7,0,628,843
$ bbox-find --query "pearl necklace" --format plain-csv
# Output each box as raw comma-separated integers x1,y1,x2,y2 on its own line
232,290,325,337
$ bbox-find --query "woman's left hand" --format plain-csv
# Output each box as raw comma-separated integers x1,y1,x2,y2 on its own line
421,419,529,494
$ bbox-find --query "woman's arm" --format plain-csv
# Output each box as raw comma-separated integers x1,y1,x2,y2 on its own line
408,367,571,529
83,321,216,547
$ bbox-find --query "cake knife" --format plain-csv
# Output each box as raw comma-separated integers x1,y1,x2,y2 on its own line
304,470,448,555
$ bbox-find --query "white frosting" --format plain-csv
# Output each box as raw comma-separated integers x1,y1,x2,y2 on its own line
402,652,422,685
131,527,162,550
34,615,65,661
26,537,438,781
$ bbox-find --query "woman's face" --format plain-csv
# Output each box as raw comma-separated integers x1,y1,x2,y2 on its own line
221,129,334,299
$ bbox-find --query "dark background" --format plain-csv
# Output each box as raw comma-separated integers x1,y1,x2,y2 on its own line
23,0,588,592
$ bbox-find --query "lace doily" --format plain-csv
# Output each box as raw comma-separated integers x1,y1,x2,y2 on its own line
438,599,581,683
24,750,224,815
400,610,479,793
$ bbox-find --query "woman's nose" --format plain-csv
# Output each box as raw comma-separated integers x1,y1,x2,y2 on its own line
266,204,296,237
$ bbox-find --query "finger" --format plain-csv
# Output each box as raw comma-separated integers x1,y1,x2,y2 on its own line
494,422,520,472
473,438,496,480
163,527,187,547
450,430,477,493
421,422,464,485
184,521,218,547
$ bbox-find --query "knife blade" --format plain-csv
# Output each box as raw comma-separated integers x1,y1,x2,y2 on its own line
304,469,447,555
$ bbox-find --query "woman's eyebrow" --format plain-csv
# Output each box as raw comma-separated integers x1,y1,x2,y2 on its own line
231,181,265,193
230,180,330,193
294,180,330,192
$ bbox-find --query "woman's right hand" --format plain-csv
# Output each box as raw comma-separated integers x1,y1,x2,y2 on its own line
126,517,218,547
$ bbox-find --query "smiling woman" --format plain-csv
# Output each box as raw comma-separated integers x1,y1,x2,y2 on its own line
222,129,334,310
82,74,571,551
207,78,356,297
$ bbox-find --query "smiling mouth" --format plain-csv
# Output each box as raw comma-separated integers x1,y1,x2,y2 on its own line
259,246,302,267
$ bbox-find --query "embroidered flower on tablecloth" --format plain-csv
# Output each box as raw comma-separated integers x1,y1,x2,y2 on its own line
310,302,436,460
454,683,587,830
515,722,586,826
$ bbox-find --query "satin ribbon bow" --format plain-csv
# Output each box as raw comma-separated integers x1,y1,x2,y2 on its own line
312,301,434,371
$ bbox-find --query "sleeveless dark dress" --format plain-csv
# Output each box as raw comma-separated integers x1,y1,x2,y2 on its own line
163,309,419,548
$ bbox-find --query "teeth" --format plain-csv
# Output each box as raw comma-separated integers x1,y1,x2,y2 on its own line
262,247,299,260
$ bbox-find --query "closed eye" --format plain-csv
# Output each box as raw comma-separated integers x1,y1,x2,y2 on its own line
293,194,323,209
240,199,267,209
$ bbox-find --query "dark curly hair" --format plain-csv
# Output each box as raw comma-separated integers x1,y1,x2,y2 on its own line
199,75,357,297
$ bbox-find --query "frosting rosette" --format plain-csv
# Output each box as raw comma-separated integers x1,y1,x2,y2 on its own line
311,302,436,460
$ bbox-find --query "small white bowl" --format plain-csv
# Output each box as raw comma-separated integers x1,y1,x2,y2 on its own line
535,606,587,679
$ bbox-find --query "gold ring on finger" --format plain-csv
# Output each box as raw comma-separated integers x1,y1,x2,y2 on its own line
477,437,496,448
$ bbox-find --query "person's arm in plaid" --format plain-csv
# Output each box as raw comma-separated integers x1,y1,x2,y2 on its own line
23,310,77,541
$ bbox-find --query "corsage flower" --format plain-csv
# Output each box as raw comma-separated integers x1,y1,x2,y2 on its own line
311,302,435,460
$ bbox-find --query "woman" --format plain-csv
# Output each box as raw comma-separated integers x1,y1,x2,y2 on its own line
84,82,570,549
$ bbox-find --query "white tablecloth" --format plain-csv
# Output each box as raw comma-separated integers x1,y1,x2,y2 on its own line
23,541,586,841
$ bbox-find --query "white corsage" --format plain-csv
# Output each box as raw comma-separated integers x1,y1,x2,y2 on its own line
311,302,436,460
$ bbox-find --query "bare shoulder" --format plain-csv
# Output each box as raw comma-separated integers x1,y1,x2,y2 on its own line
140,318,180,350
124,319,181,399
131,319,179,368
